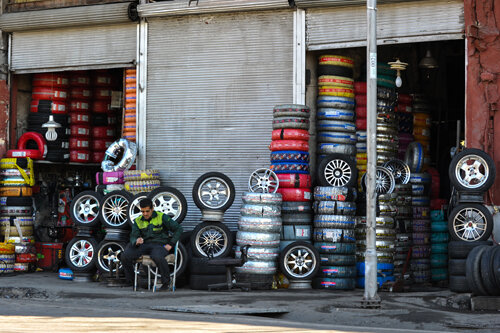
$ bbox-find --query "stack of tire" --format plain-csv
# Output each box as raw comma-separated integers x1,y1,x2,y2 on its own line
376,64,398,165
123,68,137,142
412,95,432,169
0,242,15,274
429,209,449,284
355,130,367,191
393,182,413,284
236,192,282,290
446,148,496,293
189,172,236,290
123,169,161,195
397,94,413,160
68,71,92,164
28,73,70,162
316,56,356,160
0,157,36,273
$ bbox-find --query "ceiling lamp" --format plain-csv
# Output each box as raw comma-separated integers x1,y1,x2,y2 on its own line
419,50,439,69
388,59,408,88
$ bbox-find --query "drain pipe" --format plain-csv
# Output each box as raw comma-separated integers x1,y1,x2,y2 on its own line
362,0,381,308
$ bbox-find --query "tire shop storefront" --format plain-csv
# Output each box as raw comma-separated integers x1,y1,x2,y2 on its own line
0,3,138,273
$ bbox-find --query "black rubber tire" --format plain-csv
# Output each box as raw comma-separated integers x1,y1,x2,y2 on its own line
317,153,357,188
279,241,320,281
96,240,126,274
448,259,466,276
449,275,471,293
192,172,235,212
493,246,500,289
466,245,490,296
318,65,353,78
281,202,312,213
70,191,103,228
319,254,356,266
2,196,33,206
148,186,188,224
314,242,356,254
235,273,273,290
190,221,233,258
64,237,99,273
189,273,228,290
480,246,500,295
448,204,493,242
449,148,496,192
98,190,132,230
189,257,227,275
448,240,493,259
312,277,355,290
282,213,313,225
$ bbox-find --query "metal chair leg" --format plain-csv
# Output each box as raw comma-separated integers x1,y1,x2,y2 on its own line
153,267,159,292
134,263,138,292
172,241,179,292
147,265,151,290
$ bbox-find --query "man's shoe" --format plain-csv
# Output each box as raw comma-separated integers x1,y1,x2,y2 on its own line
158,280,173,292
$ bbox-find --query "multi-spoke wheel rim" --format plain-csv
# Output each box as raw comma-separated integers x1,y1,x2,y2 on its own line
453,207,488,241
197,177,231,209
151,192,183,220
128,194,148,225
283,245,317,279
455,154,489,190
69,239,95,268
383,159,411,184
248,168,279,193
323,159,353,187
102,194,130,227
195,225,228,257
373,167,395,194
98,241,124,273
73,194,100,224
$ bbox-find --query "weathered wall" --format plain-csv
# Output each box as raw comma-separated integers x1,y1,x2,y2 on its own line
0,80,8,158
465,0,500,204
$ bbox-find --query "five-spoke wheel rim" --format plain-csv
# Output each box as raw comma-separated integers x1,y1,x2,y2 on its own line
283,245,317,279
323,159,353,187
455,154,490,190
195,225,228,257
248,168,279,193
68,239,95,268
128,193,148,225
452,207,488,241
73,194,100,224
98,242,124,273
197,177,231,209
151,192,184,220
102,194,130,227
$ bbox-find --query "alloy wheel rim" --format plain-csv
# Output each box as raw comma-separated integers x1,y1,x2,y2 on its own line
69,239,94,268
248,168,279,193
455,154,489,189
284,246,316,279
197,177,230,209
324,159,352,187
74,195,100,224
195,225,228,257
453,207,488,241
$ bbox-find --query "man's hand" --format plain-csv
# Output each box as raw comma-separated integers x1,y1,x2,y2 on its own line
136,237,144,246
164,244,172,251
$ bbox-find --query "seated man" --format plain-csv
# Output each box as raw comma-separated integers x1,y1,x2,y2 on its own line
121,198,183,291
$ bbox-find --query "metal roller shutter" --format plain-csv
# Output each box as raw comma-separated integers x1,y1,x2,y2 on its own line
145,10,294,230
11,23,137,73
306,0,464,50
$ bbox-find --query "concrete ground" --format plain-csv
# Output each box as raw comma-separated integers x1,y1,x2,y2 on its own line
0,272,499,332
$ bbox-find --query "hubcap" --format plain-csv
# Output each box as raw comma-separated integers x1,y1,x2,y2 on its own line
198,178,230,209
324,159,352,187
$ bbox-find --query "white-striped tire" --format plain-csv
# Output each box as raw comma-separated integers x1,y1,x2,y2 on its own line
317,120,356,133
0,206,33,216
313,215,356,229
241,192,282,205
235,246,279,262
412,196,430,206
410,173,431,184
240,204,281,217
273,104,310,118
237,216,282,233
272,117,309,130
313,201,356,215
235,260,277,275
318,143,356,156
313,228,356,243
317,131,357,145
405,142,424,173
356,142,367,153
236,231,280,248
317,108,355,121
317,96,355,110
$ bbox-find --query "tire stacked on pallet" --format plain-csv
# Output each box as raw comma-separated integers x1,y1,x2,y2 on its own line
317,55,356,159
396,94,413,160
123,68,137,142
69,71,92,164
412,95,432,169
123,169,160,195
235,192,282,290
0,242,15,274
430,209,449,284
28,73,70,162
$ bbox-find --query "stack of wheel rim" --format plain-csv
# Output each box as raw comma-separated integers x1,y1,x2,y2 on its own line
123,68,137,142
396,94,413,160
123,169,160,195
189,172,236,290
28,72,70,162
0,157,36,273
412,95,432,169
236,192,282,290
446,148,496,292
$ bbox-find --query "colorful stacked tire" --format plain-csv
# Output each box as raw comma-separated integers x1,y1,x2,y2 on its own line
430,209,449,283
69,71,92,163
377,64,398,165
393,183,413,284
123,169,160,195
235,192,282,290
396,94,413,160
123,68,137,142
0,242,15,274
355,130,367,191
28,73,70,162
0,157,36,273
412,95,432,169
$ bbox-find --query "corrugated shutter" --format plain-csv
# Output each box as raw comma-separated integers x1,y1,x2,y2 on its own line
145,10,294,231
306,0,464,50
295,0,405,7
11,23,137,73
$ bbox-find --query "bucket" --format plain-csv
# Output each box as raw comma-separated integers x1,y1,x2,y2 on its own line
35,242,63,271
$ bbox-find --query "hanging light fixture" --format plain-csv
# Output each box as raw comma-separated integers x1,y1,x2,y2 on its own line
388,59,408,88
41,115,61,141
419,49,439,69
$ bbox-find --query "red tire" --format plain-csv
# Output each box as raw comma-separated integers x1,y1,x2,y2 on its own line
269,140,309,152
92,74,112,87
276,188,312,202
70,87,92,100
91,151,105,163
70,112,91,125
70,71,91,87
91,139,112,151
354,82,367,94
32,87,68,101
271,129,309,141
70,100,90,113
92,126,115,139
94,88,111,100
276,173,311,188
32,73,69,88
7,149,42,160
69,137,90,150
92,100,111,113
70,125,91,138
355,94,367,106
16,253,36,263
17,132,47,158
70,150,90,163
355,106,367,118
398,94,412,105
397,103,412,113
356,118,367,130
30,100,68,114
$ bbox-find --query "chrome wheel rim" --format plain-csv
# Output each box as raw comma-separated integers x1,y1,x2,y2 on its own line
197,177,231,209
455,154,490,190
383,159,411,184
323,159,353,187
248,168,279,193
73,194,100,224
98,241,124,273
69,239,95,268
151,192,183,220
453,207,488,241
363,167,395,194
195,225,228,257
128,194,148,225
283,245,317,279
102,194,130,227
